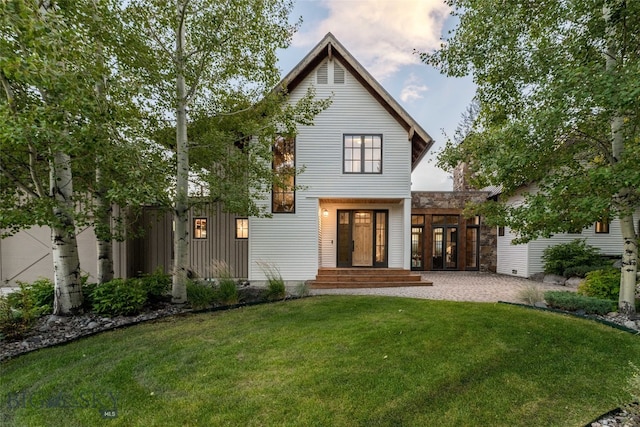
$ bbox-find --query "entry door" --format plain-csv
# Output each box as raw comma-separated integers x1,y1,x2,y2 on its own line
337,210,387,267
352,212,373,266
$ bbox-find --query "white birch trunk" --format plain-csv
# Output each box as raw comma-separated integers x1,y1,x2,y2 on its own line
172,0,189,303
51,151,83,315
94,167,114,284
604,4,637,316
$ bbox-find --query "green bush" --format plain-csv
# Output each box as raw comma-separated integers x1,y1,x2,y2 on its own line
215,279,238,305
544,291,615,315
140,268,171,303
28,278,54,313
542,240,607,277
578,268,620,300
0,282,47,339
562,265,608,279
92,279,147,316
187,280,216,309
82,281,98,311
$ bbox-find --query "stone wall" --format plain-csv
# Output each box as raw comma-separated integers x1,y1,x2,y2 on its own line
411,191,497,273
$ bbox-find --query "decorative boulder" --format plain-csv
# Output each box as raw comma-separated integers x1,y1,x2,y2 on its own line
543,274,566,286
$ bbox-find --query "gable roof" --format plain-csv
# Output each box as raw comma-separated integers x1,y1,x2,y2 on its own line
275,33,434,171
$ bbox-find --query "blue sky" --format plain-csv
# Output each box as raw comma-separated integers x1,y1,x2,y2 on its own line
276,0,476,191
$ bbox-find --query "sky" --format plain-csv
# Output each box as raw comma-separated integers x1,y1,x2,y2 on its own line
276,0,477,191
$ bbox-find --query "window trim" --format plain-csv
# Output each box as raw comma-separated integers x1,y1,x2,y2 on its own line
235,218,249,239
272,136,296,213
343,134,383,174
193,218,207,239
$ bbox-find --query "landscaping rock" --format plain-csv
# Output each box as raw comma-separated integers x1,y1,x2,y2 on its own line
529,272,545,282
534,301,547,309
543,274,566,286
565,277,584,288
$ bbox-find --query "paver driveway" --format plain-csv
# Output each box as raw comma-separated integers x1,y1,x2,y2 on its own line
311,271,574,303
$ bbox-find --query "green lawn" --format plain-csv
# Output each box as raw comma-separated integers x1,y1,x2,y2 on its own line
2,296,639,426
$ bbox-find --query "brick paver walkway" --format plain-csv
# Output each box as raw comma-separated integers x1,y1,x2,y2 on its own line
311,271,574,303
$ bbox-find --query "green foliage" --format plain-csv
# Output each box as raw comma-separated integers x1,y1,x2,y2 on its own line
215,279,239,306
544,291,615,315
0,281,49,340
516,284,545,306
91,279,147,316
624,363,640,424
140,268,172,303
186,281,216,310
578,269,621,301
257,261,287,300
82,281,98,311
27,278,55,314
542,240,606,277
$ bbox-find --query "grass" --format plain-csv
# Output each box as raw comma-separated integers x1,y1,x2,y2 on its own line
2,296,640,426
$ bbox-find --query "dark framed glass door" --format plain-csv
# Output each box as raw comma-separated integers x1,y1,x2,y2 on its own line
337,210,388,267
432,215,458,270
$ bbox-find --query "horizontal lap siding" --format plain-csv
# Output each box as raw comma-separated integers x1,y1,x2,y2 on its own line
249,59,412,282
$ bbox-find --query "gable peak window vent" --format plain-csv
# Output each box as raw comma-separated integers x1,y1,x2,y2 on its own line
317,62,328,84
334,63,345,84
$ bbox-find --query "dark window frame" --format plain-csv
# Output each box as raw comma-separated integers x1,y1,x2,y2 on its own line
272,136,296,213
193,218,207,239
343,134,383,174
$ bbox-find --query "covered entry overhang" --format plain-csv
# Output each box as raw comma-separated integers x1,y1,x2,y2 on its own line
311,197,431,288
318,197,407,270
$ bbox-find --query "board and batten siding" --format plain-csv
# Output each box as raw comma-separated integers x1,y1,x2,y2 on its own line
249,58,414,282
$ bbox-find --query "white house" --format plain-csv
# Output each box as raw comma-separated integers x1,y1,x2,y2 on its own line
496,185,638,278
248,33,433,284
1,33,435,288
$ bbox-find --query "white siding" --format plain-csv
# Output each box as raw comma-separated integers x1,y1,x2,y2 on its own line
497,227,530,277
249,59,413,282
497,185,640,278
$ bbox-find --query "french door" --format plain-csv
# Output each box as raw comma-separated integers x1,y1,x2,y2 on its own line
337,210,388,268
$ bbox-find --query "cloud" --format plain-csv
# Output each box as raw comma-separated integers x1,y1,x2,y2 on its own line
400,74,429,102
294,0,450,81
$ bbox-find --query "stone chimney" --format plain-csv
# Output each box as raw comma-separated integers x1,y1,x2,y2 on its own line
453,162,472,191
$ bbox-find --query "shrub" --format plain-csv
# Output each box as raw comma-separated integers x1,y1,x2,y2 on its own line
187,280,216,309
140,268,172,303
210,260,238,305
0,282,47,339
542,239,606,277
578,268,620,300
294,282,310,298
543,291,615,315
28,278,54,313
215,279,238,305
257,261,287,301
92,279,147,316
562,265,608,279
82,281,98,311
517,284,545,306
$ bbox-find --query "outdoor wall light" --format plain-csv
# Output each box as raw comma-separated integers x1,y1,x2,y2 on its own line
322,208,329,218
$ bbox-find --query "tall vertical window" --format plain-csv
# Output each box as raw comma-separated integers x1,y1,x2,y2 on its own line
194,218,207,239
595,219,609,234
236,218,248,239
343,134,382,174
272,136,295,213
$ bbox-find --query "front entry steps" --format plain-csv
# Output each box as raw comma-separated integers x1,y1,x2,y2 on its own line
307,268,433,289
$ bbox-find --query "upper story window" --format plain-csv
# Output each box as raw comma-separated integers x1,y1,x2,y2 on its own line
194,218,207,239
334,63,345,84
343,134,382,174
595,219,610,234
272,136,295,213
